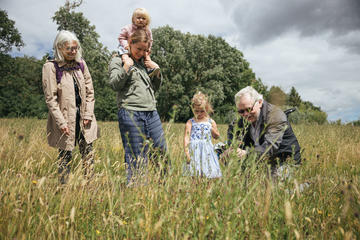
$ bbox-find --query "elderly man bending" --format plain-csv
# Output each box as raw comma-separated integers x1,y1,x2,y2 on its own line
226,86,301,178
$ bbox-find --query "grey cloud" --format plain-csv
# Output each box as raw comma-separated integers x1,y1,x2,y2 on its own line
225,0,360,52
328,31,360,54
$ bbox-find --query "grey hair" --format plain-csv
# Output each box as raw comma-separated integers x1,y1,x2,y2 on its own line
53,30,82,62
234,86,263,105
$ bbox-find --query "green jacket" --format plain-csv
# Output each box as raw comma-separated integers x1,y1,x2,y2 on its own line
108,55,162,111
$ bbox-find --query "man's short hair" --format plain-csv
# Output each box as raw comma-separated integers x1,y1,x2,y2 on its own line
235,86,263,105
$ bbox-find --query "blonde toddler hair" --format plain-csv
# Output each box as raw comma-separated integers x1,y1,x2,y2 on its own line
132,8,151,27
191,91,214,115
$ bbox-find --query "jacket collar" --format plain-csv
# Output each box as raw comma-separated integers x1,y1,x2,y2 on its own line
258,100,268,124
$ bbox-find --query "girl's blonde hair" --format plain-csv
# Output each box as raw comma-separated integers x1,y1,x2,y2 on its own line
132,8,151,27
191,91,214,115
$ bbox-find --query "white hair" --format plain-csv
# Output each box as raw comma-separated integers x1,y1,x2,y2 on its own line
234,86,263,105
53,30,82,62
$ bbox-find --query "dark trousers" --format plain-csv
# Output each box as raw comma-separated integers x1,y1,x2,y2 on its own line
117,108,167,183
58,113,93,184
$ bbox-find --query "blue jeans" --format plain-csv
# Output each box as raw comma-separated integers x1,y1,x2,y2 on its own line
117,108,167,183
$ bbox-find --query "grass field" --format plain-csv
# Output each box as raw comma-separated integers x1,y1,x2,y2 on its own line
0,118,359,239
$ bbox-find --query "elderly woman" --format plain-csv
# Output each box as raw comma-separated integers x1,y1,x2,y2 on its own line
42,30,98,184
108,29,167,183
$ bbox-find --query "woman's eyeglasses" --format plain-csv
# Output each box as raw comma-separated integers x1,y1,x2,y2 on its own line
64,46,80,52
238,101,258,114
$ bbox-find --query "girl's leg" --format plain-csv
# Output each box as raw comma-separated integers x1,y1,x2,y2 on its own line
118,108,147,183
58,150,72,184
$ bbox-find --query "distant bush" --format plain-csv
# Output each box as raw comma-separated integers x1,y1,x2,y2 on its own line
285,105,328,125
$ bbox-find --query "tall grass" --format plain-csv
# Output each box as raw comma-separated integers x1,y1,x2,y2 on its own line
0,118,359,239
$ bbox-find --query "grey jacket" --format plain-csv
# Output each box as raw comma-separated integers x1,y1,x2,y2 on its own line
108,55,162,111
227,101,301,164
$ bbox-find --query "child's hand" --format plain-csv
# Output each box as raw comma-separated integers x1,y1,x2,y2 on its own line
145,59,158,70
186,156,191,164
122,56,134,73
211,119,220,139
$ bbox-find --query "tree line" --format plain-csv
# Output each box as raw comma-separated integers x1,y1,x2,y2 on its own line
0,6,331,124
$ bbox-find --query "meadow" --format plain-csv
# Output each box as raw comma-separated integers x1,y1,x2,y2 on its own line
0,118,359,239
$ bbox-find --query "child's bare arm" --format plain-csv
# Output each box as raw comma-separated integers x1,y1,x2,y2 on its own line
211,119,220,139
184,120,192,163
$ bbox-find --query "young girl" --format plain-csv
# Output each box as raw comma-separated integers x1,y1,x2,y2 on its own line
184,92,222,178
118,8,156,74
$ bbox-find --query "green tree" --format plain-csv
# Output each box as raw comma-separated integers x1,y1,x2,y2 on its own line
266,86,287,106
0,54,46,118
287,86,302,107
0,9,24,54
151,26,266,122
52,1,117,120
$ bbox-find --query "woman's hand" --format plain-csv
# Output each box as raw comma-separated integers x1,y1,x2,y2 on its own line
61,126,70,136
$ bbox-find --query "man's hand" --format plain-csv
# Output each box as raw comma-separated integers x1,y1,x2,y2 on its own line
236,148,247,159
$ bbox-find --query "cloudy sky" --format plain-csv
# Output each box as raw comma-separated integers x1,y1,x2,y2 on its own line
3,0,360,122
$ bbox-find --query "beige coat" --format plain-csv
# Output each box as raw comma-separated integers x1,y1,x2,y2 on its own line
42,60,98,151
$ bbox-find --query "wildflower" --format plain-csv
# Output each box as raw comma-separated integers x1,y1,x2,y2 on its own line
96,230,101,235
317,209,323,214
109,211,112,216
117,219,127,225
32,180,37,184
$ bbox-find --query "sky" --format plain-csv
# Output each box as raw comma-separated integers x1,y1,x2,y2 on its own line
2,0,360,122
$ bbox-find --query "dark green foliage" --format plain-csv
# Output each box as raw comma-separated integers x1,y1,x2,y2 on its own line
0,9,24,54
287,86,301,107
0,53,46,118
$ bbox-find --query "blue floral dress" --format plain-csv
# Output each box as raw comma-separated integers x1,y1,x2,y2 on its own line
185,118,222,178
